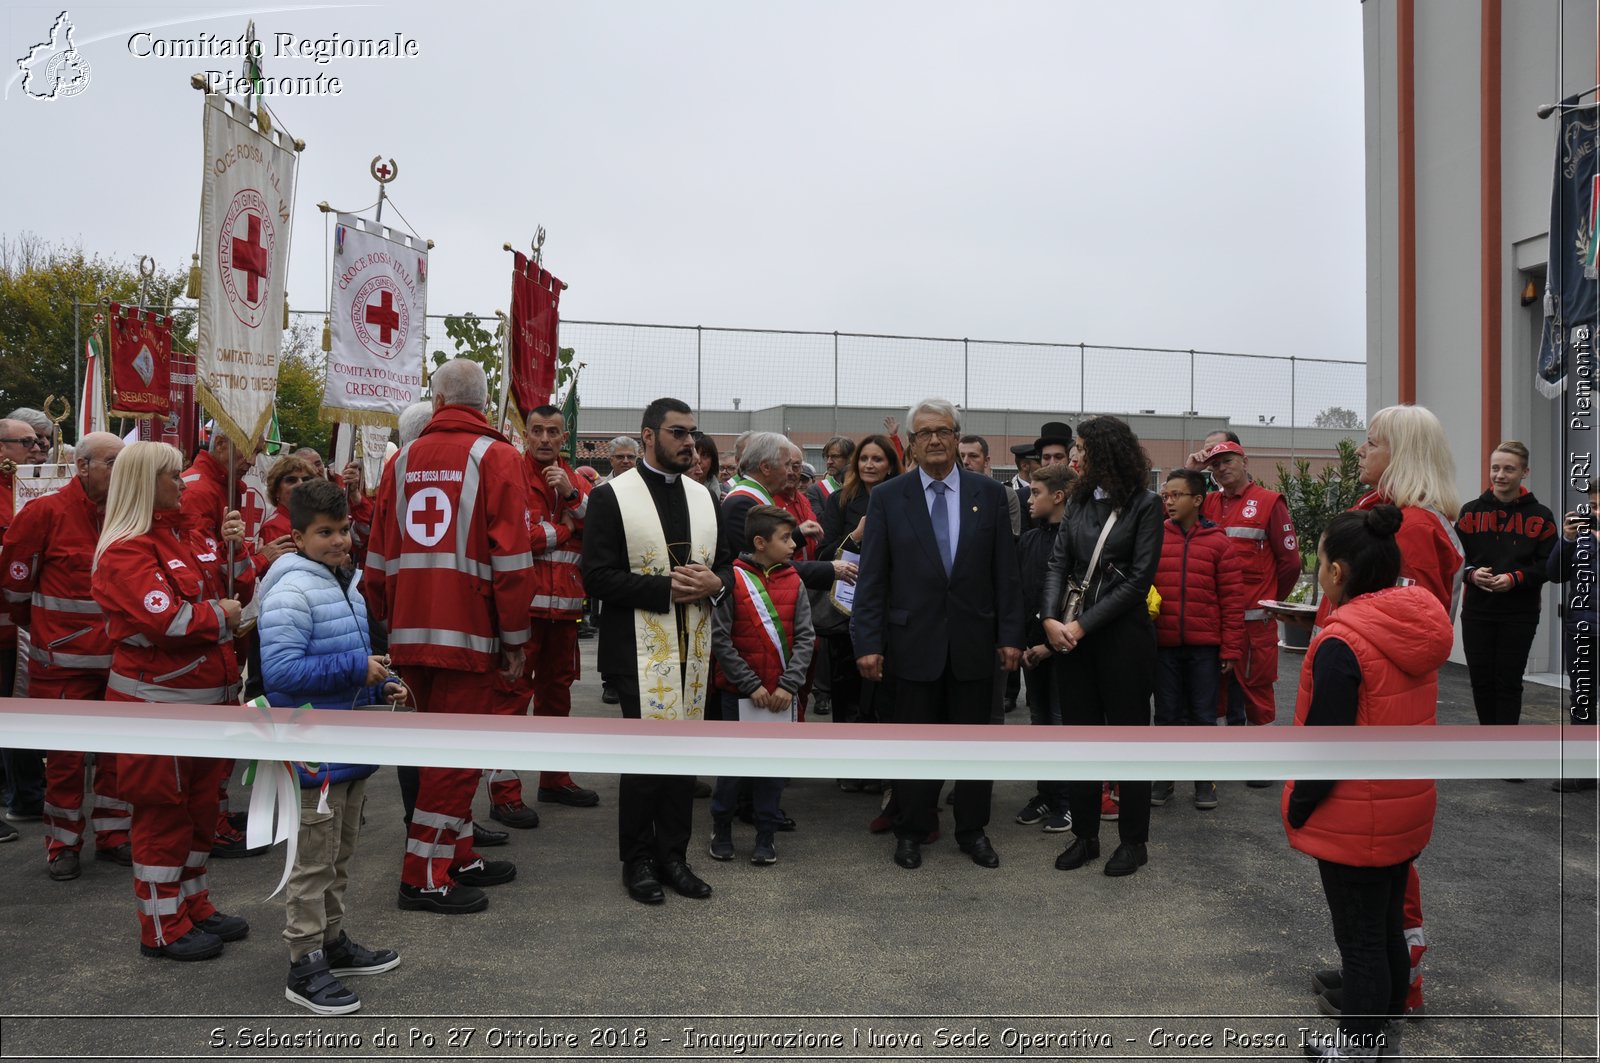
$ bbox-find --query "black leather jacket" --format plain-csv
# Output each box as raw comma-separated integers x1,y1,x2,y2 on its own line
1040,486,1164,636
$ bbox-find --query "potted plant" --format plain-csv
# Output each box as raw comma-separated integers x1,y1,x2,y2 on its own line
1274,438,1365,649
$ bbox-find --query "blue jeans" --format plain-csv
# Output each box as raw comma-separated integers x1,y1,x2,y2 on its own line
1155,645,1221,728
710,692,787,832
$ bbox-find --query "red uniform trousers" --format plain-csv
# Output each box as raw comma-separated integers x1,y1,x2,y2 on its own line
114,738,224,948
1219,617,1279,725
402,666,522,889
35,675,129,859
489,620,580,802
1405,863,1425,1008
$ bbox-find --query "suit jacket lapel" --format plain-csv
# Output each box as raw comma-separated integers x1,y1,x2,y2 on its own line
953,471,980,574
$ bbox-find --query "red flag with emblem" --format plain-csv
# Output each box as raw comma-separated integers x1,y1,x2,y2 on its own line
107,302,173,418
509,251,562,419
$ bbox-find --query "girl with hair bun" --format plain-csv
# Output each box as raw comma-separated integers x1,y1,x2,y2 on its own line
1286,504,1454,1062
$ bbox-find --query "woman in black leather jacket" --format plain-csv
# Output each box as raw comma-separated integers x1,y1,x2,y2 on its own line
1041,416,1164,877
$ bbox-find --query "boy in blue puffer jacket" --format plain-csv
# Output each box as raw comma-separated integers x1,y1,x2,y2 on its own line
260,478,406,1015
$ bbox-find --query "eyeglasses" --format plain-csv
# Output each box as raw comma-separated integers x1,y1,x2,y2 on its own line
0,437,38,447
281,475,312,486
1159,492,1195,501
911,427,957,442
660,426,706,441
85,457,116,469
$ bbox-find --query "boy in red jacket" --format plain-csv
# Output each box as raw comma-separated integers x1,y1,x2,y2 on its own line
708,505,815,866
1151,470,1245,810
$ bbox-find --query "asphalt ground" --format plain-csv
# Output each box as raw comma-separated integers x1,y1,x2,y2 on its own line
0,642,1594,1063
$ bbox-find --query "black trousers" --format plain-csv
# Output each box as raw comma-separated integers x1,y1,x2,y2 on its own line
1462,615,1540,726
1317,857,1412,1043
605,671,695,867
888,656,992,843
1054,607,1156,846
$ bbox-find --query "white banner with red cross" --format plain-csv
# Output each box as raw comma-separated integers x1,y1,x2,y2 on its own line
195,93,299,452
322,213,427,427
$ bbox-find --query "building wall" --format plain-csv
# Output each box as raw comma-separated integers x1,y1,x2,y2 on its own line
1364,0,1597,672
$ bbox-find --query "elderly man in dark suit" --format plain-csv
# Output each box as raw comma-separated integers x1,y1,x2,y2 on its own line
852,398,1025,871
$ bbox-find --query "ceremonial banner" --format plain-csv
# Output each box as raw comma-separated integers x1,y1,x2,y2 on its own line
79,334,107,436
323,214,427,426
359,424,390,491
195,92,298,449
1536,99,1600,397
140,349,199,458
106,302,171,418
509,251,562,419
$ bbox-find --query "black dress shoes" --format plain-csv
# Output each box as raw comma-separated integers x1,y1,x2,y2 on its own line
659,860,712,898
472,823,509,848
958,834,1000,868
623,861,665,905
1104,842,1148,877
1054,835,1101,870
893,836,922,869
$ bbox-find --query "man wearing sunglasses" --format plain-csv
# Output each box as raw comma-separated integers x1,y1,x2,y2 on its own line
0,418,48,839
582,397,730,905
1,432,132,876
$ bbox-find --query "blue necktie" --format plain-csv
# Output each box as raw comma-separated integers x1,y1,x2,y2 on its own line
930,480,953,575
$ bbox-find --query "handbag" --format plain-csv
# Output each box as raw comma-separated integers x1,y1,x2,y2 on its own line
1058,510,1118,623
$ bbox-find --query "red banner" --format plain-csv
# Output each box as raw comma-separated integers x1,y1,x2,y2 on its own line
509,252,562,419
140,349,199,460
107,302,172,418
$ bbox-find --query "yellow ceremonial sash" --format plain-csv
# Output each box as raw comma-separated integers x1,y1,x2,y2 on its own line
610,467,719,720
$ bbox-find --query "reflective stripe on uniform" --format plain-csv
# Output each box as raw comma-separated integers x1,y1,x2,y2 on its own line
405,837,456,861
43,802,81,821
411,808,464,832
165,603,195,638
45,825,81,845
106,672,238,704
492,551,534,573
94,795,133,812
536,523,558,550
133,862,184,883
1243,609,1268,621
90,814,132,832
388,629,499,654
500,626,531,646
569,496,589,521
382,553,493,581
3,589,28,605
1225,526,1267,540
185,850,209,867
28,643,113,670
531,595,584,612
178,875,210,898
535,550,582,566
31,593,100,614
138,893,181,917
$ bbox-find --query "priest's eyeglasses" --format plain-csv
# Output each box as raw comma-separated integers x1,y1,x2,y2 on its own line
660,427,706,442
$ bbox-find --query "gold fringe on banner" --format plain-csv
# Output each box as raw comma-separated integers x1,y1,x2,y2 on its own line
186,254,201,299
196,383,275,455
317,405,400,429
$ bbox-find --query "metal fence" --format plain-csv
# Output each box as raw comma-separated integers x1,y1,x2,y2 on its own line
553,320,1365,431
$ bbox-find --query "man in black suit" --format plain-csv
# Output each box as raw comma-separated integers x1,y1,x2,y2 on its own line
852,398,1025,870
581,397,729,905
1009,441,1040,536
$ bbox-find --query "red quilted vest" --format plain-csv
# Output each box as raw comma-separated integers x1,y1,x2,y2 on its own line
715,558,803,693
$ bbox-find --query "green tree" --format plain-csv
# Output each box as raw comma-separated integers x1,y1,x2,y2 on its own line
1274,437,1366,602
0,233,193,429
427,312,579,424
274,321,329,453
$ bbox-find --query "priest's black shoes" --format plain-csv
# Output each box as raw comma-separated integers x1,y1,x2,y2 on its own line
893,836,922,869
623,860,664,905
1054,835,1101,870
958,834,1000,868
659,860,712,899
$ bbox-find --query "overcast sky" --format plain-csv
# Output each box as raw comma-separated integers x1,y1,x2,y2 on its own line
2,1,1367,418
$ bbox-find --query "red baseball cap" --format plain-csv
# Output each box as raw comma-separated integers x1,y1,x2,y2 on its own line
1200,441,1246,463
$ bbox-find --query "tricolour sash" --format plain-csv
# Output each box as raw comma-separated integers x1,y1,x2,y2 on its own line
611,467,719,720
724,476,773,506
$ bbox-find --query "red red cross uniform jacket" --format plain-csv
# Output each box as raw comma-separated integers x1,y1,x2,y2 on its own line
91,510,253,951
1,475,130,858
525,452,590,620
1202,482,1299,723
364,406,536,670
1283,585,1453,866
179,450,255,585
0,470,16,655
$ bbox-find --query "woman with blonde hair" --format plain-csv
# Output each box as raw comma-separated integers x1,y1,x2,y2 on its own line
91,441,253,963
1455,440,1557,727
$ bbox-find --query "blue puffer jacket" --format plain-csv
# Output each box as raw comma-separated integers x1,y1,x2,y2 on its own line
258,552,389,787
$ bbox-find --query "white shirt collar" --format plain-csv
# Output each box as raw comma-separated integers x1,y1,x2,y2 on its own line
641,457,678,485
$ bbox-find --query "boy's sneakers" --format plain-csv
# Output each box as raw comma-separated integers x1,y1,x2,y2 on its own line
286,949,361,1016
1150,782,1175,807
325,931,401,977
397,883,488,914
750,831,777,866
1041,809,1073,833
1100,785,1120,821
1194,782,1219,810
708,821,734,861
0,819,16,843
1015,795,1051,825
211,822,267,859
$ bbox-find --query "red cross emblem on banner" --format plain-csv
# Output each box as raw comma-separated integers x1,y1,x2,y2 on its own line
351,276,408,360
218,188,275,328
365,290,400,344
